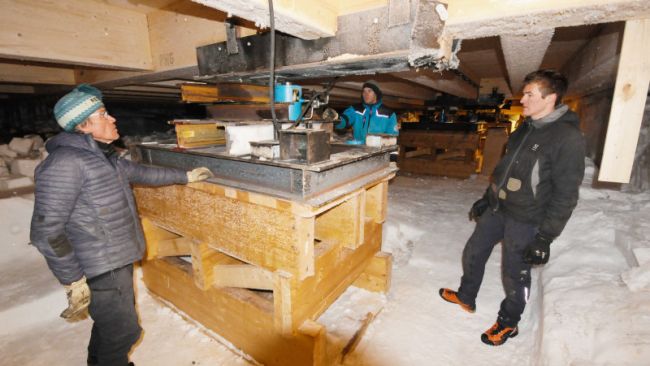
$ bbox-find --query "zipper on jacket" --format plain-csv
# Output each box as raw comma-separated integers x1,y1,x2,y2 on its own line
493,123,534,212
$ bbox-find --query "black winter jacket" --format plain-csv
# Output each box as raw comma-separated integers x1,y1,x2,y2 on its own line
486,107,585,239
30,132,188,285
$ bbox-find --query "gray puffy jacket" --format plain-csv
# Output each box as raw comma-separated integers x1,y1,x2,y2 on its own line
30,132,188,285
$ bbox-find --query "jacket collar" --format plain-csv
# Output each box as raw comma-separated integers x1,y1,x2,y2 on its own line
530,104,569,129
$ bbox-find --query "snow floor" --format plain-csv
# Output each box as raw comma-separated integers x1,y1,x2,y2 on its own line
1,159,649,365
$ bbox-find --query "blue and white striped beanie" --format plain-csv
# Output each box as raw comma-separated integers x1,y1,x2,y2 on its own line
54,84,104,132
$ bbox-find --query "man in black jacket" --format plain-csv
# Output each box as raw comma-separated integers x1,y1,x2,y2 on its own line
439,70,586,346
30,84,212,365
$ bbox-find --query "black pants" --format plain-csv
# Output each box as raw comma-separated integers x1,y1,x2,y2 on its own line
87,264,142,366
457,210,536,327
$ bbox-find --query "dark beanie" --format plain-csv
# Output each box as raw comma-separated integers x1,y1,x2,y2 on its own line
362,80,382,102
54,84,104,132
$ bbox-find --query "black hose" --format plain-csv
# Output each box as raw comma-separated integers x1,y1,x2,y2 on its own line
268,0,279,139
289,77,339,129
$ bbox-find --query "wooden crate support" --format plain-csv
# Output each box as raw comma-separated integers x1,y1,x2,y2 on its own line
314,189,365,249
353,252,393,293
135,173,394,365
398,129,482,178
213,264,275,290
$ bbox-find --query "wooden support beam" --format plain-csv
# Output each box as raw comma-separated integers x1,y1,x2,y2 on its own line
391,69,478,99
155,237,192,257
446,0,650,39
315,191,365,249
192,0,338,40
148,2,255,70
365,181,389,224
0,64,76,85
564,23,624,97
0,0,152,70
352,252,392,293
140,217,182,260
274,270,294,336
77,2,256,87
599,19,650,183
181,83,270,103
213,264,274,290
191,241,241,290
296,216,316,279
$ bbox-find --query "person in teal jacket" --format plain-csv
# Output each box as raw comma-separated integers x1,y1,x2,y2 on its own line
335,81,398,143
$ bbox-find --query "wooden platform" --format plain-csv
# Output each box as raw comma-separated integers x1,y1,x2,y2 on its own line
397,129,482,178
133,171,394,365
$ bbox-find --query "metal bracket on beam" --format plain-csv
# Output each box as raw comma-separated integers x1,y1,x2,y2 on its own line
225,20,239,55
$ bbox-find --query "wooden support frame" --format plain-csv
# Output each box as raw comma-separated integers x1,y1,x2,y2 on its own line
397,129,483,178
599,18,650,183
135,172,394,366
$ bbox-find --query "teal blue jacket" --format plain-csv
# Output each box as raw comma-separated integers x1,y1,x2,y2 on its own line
335,102,398,143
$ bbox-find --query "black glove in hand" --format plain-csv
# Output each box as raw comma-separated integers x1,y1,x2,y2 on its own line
523,234,553,265
468,198,489,221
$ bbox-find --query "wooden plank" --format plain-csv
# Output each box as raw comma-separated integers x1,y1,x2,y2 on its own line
134,184,314,280
398,157,477,178
0,64,76,85
155,237,192,257
398,130,480,150
141,258,322,366
599,19,650,183
274,270,294,336
365,181,388,224
206,103,292,120
315,190,365,249
193,0,337,40
296,216,316,279
292,218,384,326
404,147,432,158
352,252,392,293
148,2,227,71
181,83,271,103
140,217,183,260
175,123,225,148
213,264,274,290
191,241,241,290
0,0,152,70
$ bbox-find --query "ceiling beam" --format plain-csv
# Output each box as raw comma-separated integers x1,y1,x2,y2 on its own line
563,23,623,97
0,64,76,85
445,0,650,39
77,3,256,88
500,29,554,93
148,1,256,72
191,0,338,40
195,2,451,82
0,0,152,70
599,18,650,183
390,69,478,99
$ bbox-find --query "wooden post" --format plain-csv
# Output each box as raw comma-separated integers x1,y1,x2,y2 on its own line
599,19,650,182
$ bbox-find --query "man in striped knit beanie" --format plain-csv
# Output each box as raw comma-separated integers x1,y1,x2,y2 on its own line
32,84,212,366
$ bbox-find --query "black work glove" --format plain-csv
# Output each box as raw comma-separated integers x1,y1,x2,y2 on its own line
468,197,489,221
523,233,553,265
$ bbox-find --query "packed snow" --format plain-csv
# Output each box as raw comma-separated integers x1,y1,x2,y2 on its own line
1,158,649,365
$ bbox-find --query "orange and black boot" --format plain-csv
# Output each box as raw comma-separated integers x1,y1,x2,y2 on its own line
481,321,519,346
438,288,475,313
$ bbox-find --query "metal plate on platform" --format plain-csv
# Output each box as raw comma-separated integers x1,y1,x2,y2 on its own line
132,143,397,204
